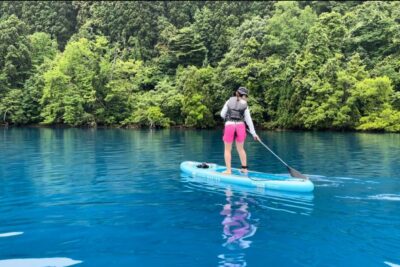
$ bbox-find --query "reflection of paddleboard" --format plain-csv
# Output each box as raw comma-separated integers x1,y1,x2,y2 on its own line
180,161,314,193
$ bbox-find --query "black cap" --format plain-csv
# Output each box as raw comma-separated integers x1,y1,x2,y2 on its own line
237,87,248,96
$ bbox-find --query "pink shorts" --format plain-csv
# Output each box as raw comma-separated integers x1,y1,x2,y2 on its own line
223,123,247,143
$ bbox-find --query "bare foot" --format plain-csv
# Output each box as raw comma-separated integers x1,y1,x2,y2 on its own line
240,168,248,174
222,170,232,175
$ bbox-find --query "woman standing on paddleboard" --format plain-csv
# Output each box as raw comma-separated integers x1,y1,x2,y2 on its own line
220,87,259,174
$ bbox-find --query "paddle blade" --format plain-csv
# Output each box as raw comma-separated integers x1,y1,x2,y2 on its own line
288,166,308,179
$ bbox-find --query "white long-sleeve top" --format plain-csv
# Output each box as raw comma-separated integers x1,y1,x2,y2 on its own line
220,100,257,137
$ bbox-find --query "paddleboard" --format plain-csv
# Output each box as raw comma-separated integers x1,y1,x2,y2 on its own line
180,161,314,193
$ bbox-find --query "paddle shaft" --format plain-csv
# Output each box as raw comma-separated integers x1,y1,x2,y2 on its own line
246,129,307,179
257,138,290,168
246,129,289,167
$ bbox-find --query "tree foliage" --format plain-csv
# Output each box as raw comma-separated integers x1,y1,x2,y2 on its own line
1,1,400,132
0,15,31,91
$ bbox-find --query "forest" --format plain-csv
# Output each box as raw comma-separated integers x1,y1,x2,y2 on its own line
1,1,400,131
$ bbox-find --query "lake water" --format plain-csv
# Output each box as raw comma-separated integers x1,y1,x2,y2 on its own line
0,128,399,267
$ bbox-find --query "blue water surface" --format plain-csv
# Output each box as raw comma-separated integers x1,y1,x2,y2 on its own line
0,128,399,267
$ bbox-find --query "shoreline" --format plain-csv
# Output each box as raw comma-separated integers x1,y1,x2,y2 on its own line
0,123,394,134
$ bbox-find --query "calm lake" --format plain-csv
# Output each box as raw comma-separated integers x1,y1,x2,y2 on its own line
0,128,399,267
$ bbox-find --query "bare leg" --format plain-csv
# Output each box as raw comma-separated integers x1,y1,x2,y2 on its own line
223,142,233,174
235,141,247,173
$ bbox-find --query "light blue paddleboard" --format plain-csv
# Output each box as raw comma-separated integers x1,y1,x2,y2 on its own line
180,161,314,193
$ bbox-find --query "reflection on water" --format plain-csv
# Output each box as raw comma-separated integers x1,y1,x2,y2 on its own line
181,173,314,216
218,188,257,267
221,189,257,250
182,173,315,267
218,253,247,267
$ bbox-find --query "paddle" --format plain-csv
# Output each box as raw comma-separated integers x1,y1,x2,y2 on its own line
248,130,308,179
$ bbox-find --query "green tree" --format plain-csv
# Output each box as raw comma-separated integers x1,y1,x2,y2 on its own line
344,2,396,66
29,32,58,69
167,26,207,68
154,78,184,124
193,6,235,65
121,79,183,128
124,106,170,128
263,2,317,57
40,37,108,126
85,2,164,60
1,2,78,49
333,53,368,128
291,12,348,129
373,54,400,92
100,58,143,124
296,54,344,129
300,1,363,15
0,15,32,92
350,77,394,125
0,89,24,124
176,66,221,127
182,93,214,128
219,16,268,69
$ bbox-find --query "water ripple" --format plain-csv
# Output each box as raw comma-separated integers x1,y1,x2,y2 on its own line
385,261,400,267
0,258,82,267
0,232,23,238
336,194,400,202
